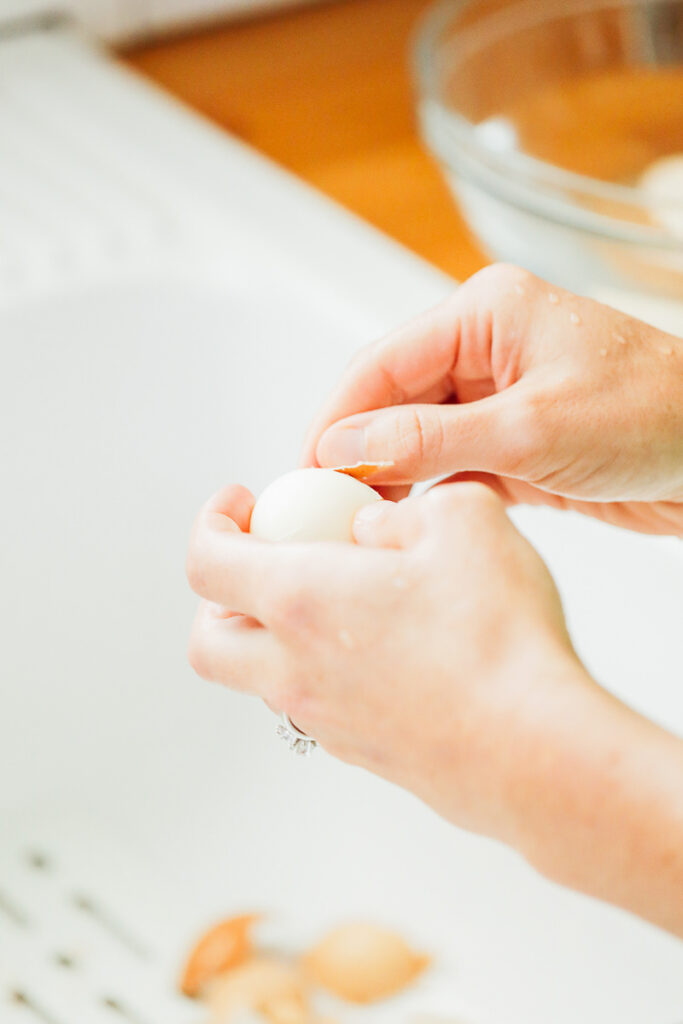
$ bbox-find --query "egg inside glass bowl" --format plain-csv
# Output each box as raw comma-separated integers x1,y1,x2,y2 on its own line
414,0,683,300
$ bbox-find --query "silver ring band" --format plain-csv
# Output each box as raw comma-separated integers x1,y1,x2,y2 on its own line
277,712,317,756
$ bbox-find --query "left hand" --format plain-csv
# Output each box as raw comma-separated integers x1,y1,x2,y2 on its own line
186,482,683,936
186,480,590,845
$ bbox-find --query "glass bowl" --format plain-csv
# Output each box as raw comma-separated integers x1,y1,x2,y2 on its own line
414,0,683,300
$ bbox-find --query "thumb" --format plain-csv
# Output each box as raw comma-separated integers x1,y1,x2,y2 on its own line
317,386,534,485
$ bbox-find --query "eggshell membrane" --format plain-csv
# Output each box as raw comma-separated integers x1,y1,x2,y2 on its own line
302,922,430,1004
249,469,382,543
205,956,309,1021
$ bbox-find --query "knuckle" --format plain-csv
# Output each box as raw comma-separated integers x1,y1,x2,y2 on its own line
268,581,318,636
412,407,443,463
346,340,375,375
273,676,309,720
376,360,407,406
186,515,210,593
461,263,540,305
187,633,211,680
270,678,289,711
483,262,537,292
431,481,500,515
501,391,547,470
389,407,443,467
346,345,406,405
460,481,502,510
185,552,206,596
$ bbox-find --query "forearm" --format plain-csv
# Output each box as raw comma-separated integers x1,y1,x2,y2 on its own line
512,666,683,936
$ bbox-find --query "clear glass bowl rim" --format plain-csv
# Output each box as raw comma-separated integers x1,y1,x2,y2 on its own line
413,0,683,249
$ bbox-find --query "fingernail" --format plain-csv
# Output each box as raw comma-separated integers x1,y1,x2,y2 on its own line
319,426,365,466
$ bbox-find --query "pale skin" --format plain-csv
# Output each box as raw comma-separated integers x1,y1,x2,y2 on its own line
187,265,683,937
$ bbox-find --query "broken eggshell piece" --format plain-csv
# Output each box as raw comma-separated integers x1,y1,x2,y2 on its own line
205,956,310,1022
180,914,261,997
303,922,430,1004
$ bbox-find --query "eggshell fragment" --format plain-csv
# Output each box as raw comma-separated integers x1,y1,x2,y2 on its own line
180,914,260,997
303,923,430,1004
249,469,382,543
206,957,309,1022
261,995,310,1024
335,461,393,481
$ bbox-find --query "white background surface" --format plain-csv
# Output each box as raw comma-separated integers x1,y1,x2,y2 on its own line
0,0,327,42
1,26,682,1024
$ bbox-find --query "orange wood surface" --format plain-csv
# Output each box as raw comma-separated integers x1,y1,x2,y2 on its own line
122,0,487,282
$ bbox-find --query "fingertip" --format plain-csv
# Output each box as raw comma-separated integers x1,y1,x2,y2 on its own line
427,480,505,520
430,472,514,505
203,484,256,532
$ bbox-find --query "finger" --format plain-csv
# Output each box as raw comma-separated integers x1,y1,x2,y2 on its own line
299,301,455,468
415,482,510,550
203,483,256,531
435,471,629,517
353,481,508,550
187,489,292,623
425,480,507,523
188,601,283,696
436,474,683,536
315,386,535,485
352,497,425,549
433,471,548,506
300,263,545,469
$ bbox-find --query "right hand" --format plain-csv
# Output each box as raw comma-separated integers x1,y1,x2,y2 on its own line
301,264,683,535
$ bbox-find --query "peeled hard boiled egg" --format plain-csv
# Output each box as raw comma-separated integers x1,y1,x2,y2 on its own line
249,468,382,543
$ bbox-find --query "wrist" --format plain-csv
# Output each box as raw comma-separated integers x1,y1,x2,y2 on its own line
509,664,683,933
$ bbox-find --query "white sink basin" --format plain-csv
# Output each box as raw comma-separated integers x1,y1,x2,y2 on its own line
1,26,681,1024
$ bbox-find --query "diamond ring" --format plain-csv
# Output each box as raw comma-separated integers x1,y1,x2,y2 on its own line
277,712,317,757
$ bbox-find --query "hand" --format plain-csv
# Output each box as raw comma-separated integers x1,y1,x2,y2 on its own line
186,482,683,935
301,264,683,535
187,482,579,837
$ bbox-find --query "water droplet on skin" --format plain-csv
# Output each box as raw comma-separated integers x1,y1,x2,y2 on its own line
613,333,627,345
338,629,355,649
660,346,673,356
514,284,525,296
548,292,560,304
569,312,581,325
599,348,608,357
392,576,409,590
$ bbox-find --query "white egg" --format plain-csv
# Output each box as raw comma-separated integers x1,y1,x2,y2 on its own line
249,468,382,543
